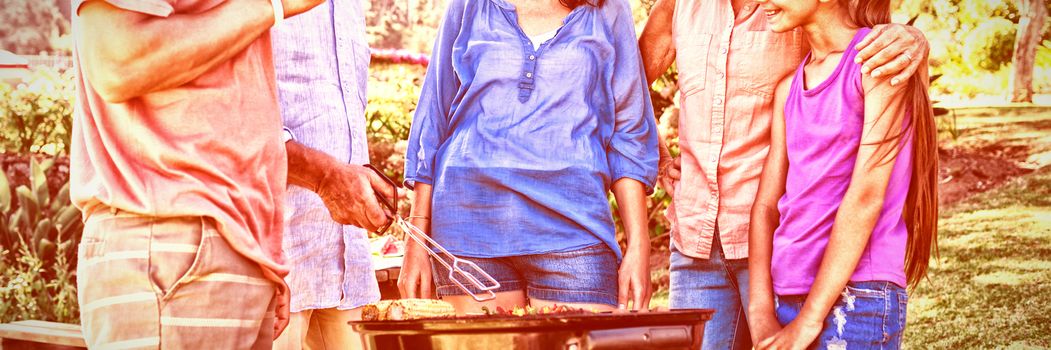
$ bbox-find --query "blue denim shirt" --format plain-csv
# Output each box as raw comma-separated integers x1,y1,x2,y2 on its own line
270,0,379,312
404,0,659,259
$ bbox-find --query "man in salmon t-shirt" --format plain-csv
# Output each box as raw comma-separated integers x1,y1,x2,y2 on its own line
71,0,326,348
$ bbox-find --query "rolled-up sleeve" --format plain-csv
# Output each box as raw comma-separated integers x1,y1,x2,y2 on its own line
603,1,660,194
73,0,174,17
403,1,464,189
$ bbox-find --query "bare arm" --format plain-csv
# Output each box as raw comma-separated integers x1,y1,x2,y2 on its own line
77,0,323,103
758,58,910,350
638,0,676,85
399,183,435,299
747,75,792,344
639,0,678,192
285,140,394,231
612,178,652,311
407,183,434,239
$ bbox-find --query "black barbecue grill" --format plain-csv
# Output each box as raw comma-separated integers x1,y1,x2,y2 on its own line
351,309,714,350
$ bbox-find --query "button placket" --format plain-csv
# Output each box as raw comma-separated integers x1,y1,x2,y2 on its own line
332,8,361,156
517,40,540,102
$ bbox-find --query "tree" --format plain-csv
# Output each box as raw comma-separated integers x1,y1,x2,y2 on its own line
1008,0,1047,102
0,0,70,55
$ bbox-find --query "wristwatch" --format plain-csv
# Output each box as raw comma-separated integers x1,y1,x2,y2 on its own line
281,128,295,143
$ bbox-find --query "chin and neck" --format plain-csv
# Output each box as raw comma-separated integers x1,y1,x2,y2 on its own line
777,0,859,57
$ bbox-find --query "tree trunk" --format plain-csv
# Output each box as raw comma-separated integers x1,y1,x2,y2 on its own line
1008,0,1047,103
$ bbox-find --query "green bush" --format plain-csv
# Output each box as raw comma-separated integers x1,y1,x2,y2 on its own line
0,157,82,323
0,0,70,55
904,0,1051,97
366,63,424,184
961,18,1017,72
0,67,75,155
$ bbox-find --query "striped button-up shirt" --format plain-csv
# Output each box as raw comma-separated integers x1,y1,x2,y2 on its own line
270,0,379,312
668,0,808,259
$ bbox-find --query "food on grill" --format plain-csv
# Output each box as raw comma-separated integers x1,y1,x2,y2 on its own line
387,299,456,320
361,301,597,322
481,304,593,317
362,299,456,321
361,300,395,321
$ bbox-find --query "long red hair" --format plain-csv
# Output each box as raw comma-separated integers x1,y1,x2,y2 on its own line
849,0,939,287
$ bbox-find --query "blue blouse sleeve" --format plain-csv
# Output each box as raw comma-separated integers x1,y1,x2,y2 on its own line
602,0,660,194
403,0,466,189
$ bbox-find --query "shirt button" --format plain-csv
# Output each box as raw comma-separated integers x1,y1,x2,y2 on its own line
715,98,723,105
526,72,533,78
529,55,536,60
720,48,728,54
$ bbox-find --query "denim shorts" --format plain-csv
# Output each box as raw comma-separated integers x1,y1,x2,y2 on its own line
430,244,618,306
669,234,751,350
775,281,908,349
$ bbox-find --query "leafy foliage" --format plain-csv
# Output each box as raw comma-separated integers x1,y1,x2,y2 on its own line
0,158,82,323
0,67,75,155
0,0,71,55
899,0,1051,97
963,18,1017,72
365,0,445,53
366,63,426,185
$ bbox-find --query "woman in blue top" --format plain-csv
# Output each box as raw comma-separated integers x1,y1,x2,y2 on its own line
399,0,660,313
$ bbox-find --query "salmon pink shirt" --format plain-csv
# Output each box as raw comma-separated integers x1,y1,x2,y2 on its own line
70,0,289,283
668,0,807,259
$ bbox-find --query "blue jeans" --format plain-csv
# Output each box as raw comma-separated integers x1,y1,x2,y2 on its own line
669,234,751,350
775,281,908,350
431,244,619,306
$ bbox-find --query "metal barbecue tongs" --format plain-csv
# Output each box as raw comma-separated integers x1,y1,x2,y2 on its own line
364,165,501,302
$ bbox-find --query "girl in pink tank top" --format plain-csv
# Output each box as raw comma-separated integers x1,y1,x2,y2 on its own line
746,0,939,349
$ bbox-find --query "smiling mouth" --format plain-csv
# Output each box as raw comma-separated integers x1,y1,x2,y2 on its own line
764,9,780,18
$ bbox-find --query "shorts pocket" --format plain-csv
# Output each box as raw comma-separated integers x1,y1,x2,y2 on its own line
826,283,897,346
77,240,105,261
844,284,888,299
77,215,110,261
675,33,713,97
147,217,207,299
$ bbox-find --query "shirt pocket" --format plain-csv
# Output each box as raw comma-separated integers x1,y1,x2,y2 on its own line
735,30,805,99
675,33,714,97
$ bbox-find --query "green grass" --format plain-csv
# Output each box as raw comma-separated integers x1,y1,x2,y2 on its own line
648,173,1051,348
649,172,1051,348
644,110,1051,348
903,168,1051,349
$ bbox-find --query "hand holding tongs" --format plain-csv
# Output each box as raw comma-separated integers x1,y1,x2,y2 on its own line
364,165,501,302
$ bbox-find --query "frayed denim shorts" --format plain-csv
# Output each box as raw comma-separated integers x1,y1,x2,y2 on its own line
431,244,618,306
775,281,908,349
